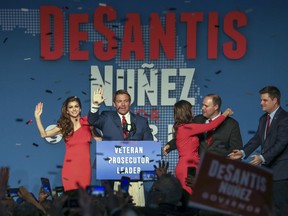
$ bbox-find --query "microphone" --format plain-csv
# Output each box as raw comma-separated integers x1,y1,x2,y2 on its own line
123,123,136,140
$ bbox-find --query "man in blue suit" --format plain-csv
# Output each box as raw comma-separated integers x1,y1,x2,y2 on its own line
229,86,288,216
88,87,153,141
88,87,154,206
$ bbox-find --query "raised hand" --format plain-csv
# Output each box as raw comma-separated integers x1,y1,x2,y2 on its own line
153,160,169,178
223,108,234,117
34,102,43,118
93,88,105,106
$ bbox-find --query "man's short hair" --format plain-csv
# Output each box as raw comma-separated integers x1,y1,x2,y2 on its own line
113,89,131,102
259,86,281,104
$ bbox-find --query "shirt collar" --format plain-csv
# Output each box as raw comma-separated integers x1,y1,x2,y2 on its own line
117,112,131,123
205,113,221,123
268,106,279,121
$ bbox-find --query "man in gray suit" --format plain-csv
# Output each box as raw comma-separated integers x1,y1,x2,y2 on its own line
229,86,288,216
164,93,243,158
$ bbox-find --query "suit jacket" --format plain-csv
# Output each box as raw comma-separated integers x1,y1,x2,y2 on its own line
243,107,288,180
167,114,243,157
88,110,153,141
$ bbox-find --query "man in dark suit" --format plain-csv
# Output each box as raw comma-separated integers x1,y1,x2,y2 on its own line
163,93,243,158
88,87,153,141
88,87,153,206
229,86,288,216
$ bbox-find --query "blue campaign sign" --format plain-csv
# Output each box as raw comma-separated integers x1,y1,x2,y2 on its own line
95,141,161,180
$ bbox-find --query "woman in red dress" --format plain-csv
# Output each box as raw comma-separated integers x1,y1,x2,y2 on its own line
34,96,96,191
173,100,233,194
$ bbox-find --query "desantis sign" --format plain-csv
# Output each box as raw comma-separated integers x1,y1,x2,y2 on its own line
95,141,161,180
189,152,273,216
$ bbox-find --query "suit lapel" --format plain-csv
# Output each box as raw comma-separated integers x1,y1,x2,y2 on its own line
265,107,283,139
112,112,122,128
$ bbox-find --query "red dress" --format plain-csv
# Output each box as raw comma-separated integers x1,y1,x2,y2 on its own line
62,116,92,191
175,115,226,194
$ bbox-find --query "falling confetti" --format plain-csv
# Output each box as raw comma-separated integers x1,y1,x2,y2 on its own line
46,90,53,94
26,120,33,125
32,143,39,147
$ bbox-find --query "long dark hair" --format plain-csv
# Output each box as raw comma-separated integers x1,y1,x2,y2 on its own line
173,100,194,132
57,96,82,138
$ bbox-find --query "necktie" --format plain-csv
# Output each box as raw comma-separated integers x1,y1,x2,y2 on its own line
206,119,213,145
266,114,271,134
122,115,128,138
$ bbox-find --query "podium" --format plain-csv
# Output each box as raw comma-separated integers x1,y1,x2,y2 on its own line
95,140,161,180
95,140,162,206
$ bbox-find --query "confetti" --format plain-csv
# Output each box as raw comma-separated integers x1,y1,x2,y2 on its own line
3,37,8,43
56,165,63,169
46,32,53,35
24,58,31,61
89,78,97,81
17,180,21,184
16,143,22,146
81,91,87,95
248,130,256,134
215,70,222,74
142,83,148,87
105,81,111,85
214,25,220,28
118,76,124,79
147,90,154,93
26,120,33,125
99,3,107,6
30,77,35,80
16,118,24,122
32,143,39,147
46,89,53,94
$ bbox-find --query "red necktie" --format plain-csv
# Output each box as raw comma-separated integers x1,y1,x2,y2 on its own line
206,119,213,145
122,115,128,138
266,114,271,134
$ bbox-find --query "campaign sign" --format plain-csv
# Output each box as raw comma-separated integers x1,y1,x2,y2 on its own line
95,141,161,180
189,152,273,216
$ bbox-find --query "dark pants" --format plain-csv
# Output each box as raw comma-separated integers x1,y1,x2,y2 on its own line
272,179,288,216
